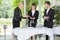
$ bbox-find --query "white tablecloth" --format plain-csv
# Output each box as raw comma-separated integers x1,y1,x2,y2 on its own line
53,27,60,35
12,27,54,40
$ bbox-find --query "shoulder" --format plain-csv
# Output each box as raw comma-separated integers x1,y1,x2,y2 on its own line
28,10,31,13
35,10,39,14
50,8,54,11
15,7,19,9
36,10,39,12
14,7,20,11
44,9,47,12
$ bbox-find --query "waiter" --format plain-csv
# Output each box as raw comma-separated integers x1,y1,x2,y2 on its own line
44,1,54,40
13,2,23,28
28,3,39,27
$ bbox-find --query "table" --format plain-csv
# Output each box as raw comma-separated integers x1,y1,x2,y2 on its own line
12,27,54,40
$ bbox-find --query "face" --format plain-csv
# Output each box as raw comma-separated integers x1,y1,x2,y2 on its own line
45,3,50,9
19,2,23,9
31,6,36,10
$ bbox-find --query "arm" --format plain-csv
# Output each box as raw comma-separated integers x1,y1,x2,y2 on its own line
43,9,47,20
43,9,46,17
28,11,31,19
14,8,22,19
34,11,39,20
48,9,54,20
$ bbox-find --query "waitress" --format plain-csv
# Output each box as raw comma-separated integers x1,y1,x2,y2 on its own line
28,3,39,40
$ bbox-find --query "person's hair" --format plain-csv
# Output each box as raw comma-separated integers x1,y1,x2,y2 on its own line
45,1,51,5
31,3,36,10
18,2,24,5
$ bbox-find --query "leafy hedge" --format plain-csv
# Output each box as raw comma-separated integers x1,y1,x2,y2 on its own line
53,6,60,25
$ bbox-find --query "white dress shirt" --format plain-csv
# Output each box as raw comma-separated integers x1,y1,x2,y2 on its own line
32,10,35,16
46,8,50,15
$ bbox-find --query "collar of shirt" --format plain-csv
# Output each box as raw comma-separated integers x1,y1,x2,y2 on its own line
32,10,35,16
46,8,50,14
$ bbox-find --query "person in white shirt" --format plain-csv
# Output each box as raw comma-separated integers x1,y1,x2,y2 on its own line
43,1,54,40
28,3,39,40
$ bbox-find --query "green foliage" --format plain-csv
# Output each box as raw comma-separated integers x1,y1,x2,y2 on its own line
0,0,2,4
0,0,13,18
26,0,38,12
53,6,60,25
12,0,24,9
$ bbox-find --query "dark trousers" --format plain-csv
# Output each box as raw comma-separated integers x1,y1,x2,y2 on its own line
46,35,49,40
13,20,20,28
45,26,53,40
28,22,36,27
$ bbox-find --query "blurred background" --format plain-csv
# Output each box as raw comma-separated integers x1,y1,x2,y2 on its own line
0,0,60,40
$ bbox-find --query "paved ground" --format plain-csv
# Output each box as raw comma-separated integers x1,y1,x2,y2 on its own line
0,35,60,40
0,35,12,40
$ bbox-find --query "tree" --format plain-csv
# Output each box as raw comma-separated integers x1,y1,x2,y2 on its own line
0,0,2,5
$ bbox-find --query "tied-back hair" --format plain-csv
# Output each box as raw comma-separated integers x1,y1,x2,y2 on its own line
31,3,36,10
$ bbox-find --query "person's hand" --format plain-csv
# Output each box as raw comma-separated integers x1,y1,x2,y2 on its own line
30,17,33,19
23,15,29,17
32,17,35,20
44,16,49,20
23,15,30,19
